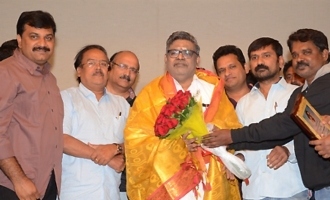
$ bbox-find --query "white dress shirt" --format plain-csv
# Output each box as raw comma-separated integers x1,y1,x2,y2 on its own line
236,78,307,199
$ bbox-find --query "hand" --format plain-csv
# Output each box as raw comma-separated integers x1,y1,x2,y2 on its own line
13,176,40,200
182,132,200,152
310,134,330,159
266,146,289,170
321,115,330,126
89,143,117,165
108,154,125,173
202,128,232,148
223,165,235,181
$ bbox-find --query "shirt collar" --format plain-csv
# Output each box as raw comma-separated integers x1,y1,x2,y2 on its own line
302,62,330,91
13,49,51,75
251,77,288,92
172,74,199,91
78,83,106,99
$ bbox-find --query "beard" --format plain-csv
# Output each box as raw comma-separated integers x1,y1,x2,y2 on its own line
253,64,278,82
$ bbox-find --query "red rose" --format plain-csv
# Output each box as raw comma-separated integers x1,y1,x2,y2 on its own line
163,104,179,116
164,118,178,129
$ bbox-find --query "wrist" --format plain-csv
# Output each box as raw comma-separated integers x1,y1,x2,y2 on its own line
281,146,290,157
114,143,123,155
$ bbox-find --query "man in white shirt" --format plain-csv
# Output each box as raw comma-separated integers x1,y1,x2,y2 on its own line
60,45,129,200
235,37,308,199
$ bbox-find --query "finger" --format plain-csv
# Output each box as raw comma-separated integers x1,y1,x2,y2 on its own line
182,132,191,140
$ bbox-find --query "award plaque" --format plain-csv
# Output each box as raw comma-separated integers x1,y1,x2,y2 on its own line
291,94,330,140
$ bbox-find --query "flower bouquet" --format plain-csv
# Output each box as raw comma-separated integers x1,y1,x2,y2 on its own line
154,90,251,181
154,90,208,142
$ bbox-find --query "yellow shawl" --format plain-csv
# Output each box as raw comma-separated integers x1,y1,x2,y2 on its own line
124,69,242,200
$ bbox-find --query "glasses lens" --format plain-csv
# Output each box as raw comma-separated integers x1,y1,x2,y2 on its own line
99,61,109,68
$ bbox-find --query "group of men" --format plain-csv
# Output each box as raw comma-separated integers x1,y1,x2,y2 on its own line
1,9,330,200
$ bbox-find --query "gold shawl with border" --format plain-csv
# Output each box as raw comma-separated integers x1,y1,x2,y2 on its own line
124,69,242,200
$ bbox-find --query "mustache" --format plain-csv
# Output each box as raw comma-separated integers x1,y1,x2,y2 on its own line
296,61,309,68
120,74,131,82
92,70,104,76
33,46,50,52
174,62,188,67
255,64,269,72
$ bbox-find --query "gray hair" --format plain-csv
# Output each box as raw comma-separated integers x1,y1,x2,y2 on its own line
166,31,200,54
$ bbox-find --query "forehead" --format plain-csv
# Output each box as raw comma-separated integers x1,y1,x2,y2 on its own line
291,41,319,52
23,24,54,35
217,54,240,66
168,39,195,50
250,45,275,55
115,52,138,65
83,48,107,60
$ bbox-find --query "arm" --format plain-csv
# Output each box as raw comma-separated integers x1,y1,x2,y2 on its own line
203,88,302,148
0,157,40,199
0,68,39,199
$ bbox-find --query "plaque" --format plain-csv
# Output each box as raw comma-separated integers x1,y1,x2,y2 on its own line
291,94,330,140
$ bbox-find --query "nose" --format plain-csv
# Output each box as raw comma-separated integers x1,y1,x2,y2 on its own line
224,68,231,77
37,38,47,47
176,51,185,60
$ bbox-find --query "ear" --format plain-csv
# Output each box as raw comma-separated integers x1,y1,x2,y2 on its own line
244,63,250,74
196,56,200,68
164,54,168,63
76,67,82,78
322,49,329,62
16,34,22,49
278,56,284,70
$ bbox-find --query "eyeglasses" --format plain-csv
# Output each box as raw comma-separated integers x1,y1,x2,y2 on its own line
167,49,198,59
81,59,109,69
112,62,139,74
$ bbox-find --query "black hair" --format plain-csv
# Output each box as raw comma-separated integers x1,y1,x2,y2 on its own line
16,10,56,36
287,28,328,52
248,37,283,59
212,45,246,75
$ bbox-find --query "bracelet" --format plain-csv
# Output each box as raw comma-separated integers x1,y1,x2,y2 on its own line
114,143,123,155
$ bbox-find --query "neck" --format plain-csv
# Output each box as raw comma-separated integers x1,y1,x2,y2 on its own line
106,84,130,98
226,84,250,103
258,76,281,99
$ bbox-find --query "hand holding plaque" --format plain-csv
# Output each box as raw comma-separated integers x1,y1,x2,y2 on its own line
291,94,330,139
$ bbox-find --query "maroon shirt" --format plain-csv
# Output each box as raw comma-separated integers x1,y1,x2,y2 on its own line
0,49,64,197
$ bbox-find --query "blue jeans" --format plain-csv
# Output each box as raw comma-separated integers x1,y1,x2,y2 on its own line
244,190,310,200
314,186,330,200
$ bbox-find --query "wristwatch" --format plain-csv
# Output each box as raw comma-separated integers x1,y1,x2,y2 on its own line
114,143,123,155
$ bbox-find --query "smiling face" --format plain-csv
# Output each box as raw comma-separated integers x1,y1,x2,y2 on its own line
291,41,328,84
17,24,55,66
108,51,139,91
77,48,109,91
164,39,200,89
249,45,283,82
216,53,248,91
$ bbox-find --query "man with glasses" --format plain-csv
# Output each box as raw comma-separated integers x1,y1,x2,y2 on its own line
107,51,139,106
124,31,242,199
106,50,139,200
60,45,129,200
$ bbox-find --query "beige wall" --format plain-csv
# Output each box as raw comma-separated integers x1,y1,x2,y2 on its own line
1,0,329,93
